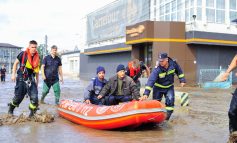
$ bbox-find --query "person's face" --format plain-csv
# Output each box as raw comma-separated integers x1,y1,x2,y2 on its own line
117,70,125,79
97,71,105,79
159,58,168,67
51,48,57,56
29,44,37,54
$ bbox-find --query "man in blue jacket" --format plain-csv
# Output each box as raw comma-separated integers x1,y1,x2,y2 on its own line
141,53,186,120
84,66,107,105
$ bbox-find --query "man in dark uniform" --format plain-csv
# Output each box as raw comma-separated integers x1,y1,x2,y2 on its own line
41,45,63,105
0,64,7,82
8,40,40,117
221,55,237,141
141,53,186,120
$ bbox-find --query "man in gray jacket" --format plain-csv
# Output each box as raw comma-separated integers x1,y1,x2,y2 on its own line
98,64,141,105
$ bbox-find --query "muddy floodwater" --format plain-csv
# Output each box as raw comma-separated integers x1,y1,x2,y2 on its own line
0,75,233,143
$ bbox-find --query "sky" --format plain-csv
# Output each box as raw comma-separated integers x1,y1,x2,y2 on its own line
0,0,115,51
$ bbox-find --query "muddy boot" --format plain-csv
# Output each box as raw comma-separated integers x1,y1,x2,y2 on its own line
8,103,15,115
29,108,37,118
165,111,172,121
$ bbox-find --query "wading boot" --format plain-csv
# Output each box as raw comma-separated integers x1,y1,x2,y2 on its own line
165,112,172,121
29,108,37,118
8,103,15,115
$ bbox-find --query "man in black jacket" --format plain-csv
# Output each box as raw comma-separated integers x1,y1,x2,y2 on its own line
98,64,141,105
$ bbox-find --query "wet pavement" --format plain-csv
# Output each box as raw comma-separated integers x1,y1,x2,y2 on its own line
0,75,233,143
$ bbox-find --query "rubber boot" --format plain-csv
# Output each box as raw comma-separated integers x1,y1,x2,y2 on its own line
29,108,37,118
165,111,172,121
40,95,46,104
8,103,15,115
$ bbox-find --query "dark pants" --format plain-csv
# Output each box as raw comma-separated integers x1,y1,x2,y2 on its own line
153,86,175,118
90,94,104,105
11,77,38,110
107,95,133,105
229,89,237,133
1,75,5,82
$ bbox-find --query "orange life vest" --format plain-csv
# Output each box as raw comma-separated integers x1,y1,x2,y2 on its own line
21,48,40,73
128,61,140,77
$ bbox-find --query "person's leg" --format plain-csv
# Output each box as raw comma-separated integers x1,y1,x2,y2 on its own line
41,81,51,104
136,80,141,92
29,82,38,117
52,81,61,105
8,80,27,115
153,87,163,101
90,95,103,105
108,95,118,105
1,76,3,82
229,89,237,133
118,95,133,103
164,87,175,120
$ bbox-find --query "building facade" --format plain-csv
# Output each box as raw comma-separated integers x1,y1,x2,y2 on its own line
61,50,80,77
0,43,22,73
80,0,237,84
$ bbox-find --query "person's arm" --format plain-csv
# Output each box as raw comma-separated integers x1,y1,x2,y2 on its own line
174,61,186,87
84,81,94,104
11,59,19,82
99,79,111,97
41,64,46,80
141,68,159,100
221,55,237,81
130,80,140,100
35,73,39,87
59,66,63,83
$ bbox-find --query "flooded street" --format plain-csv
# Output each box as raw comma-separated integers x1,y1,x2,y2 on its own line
0,75,233,143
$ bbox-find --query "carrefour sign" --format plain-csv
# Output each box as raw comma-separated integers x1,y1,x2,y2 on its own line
87,0,150,44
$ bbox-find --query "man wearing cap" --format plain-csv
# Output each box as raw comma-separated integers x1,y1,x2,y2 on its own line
141,53,186,120
41,45,63,105
84,66,107,105
99,64,141,105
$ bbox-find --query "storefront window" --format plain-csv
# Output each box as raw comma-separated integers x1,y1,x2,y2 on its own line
216,10,225,23
206,0,215,7
206,8,215,22
230,0,237,10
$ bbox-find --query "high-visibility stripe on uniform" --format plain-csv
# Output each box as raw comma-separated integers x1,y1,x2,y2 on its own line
159,72,166,77
167,69,175,75
154,83,173,88
11,101,18,107
178,74,184,78
145,86,152,91
166,106,174,111
29,103,37,110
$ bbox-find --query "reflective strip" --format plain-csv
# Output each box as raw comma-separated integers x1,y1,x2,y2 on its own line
29,103,37,109
11,101,18,107
154,83,173,88
58,107,167,121
145,86,152,91
167,69,175,75
165,107,174,111
159,72,166,77
178,74,184,78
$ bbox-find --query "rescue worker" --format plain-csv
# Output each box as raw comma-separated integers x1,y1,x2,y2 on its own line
41,45,63,105
126,59,150,90
84,66,107,105
99,64,141,105
8,40,40,117
221,55,237,139
141,53,186,120
0,64,7,82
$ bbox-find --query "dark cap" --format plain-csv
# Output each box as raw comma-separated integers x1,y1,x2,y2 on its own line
116,64,125,72
51,45,58,49
158,53,168,61
96,66,105,74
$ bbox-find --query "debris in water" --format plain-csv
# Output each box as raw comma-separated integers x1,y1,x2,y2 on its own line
228,131,237,143
0,110,54,125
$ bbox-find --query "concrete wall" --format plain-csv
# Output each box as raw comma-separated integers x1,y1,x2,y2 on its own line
194,45,237,83
80,51,131,80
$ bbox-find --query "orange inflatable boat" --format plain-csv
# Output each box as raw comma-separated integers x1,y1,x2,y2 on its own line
58,99,167,130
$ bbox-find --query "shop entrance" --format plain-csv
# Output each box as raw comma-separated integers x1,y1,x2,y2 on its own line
131,43,152,68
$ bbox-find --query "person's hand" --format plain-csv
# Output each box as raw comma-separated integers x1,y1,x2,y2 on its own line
42,76,46,80
85,99,91,104
60,77,64,84
139,95,148,101
11,74,16,82
221,72,230,82
97,95,103,99
180,82,185,87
